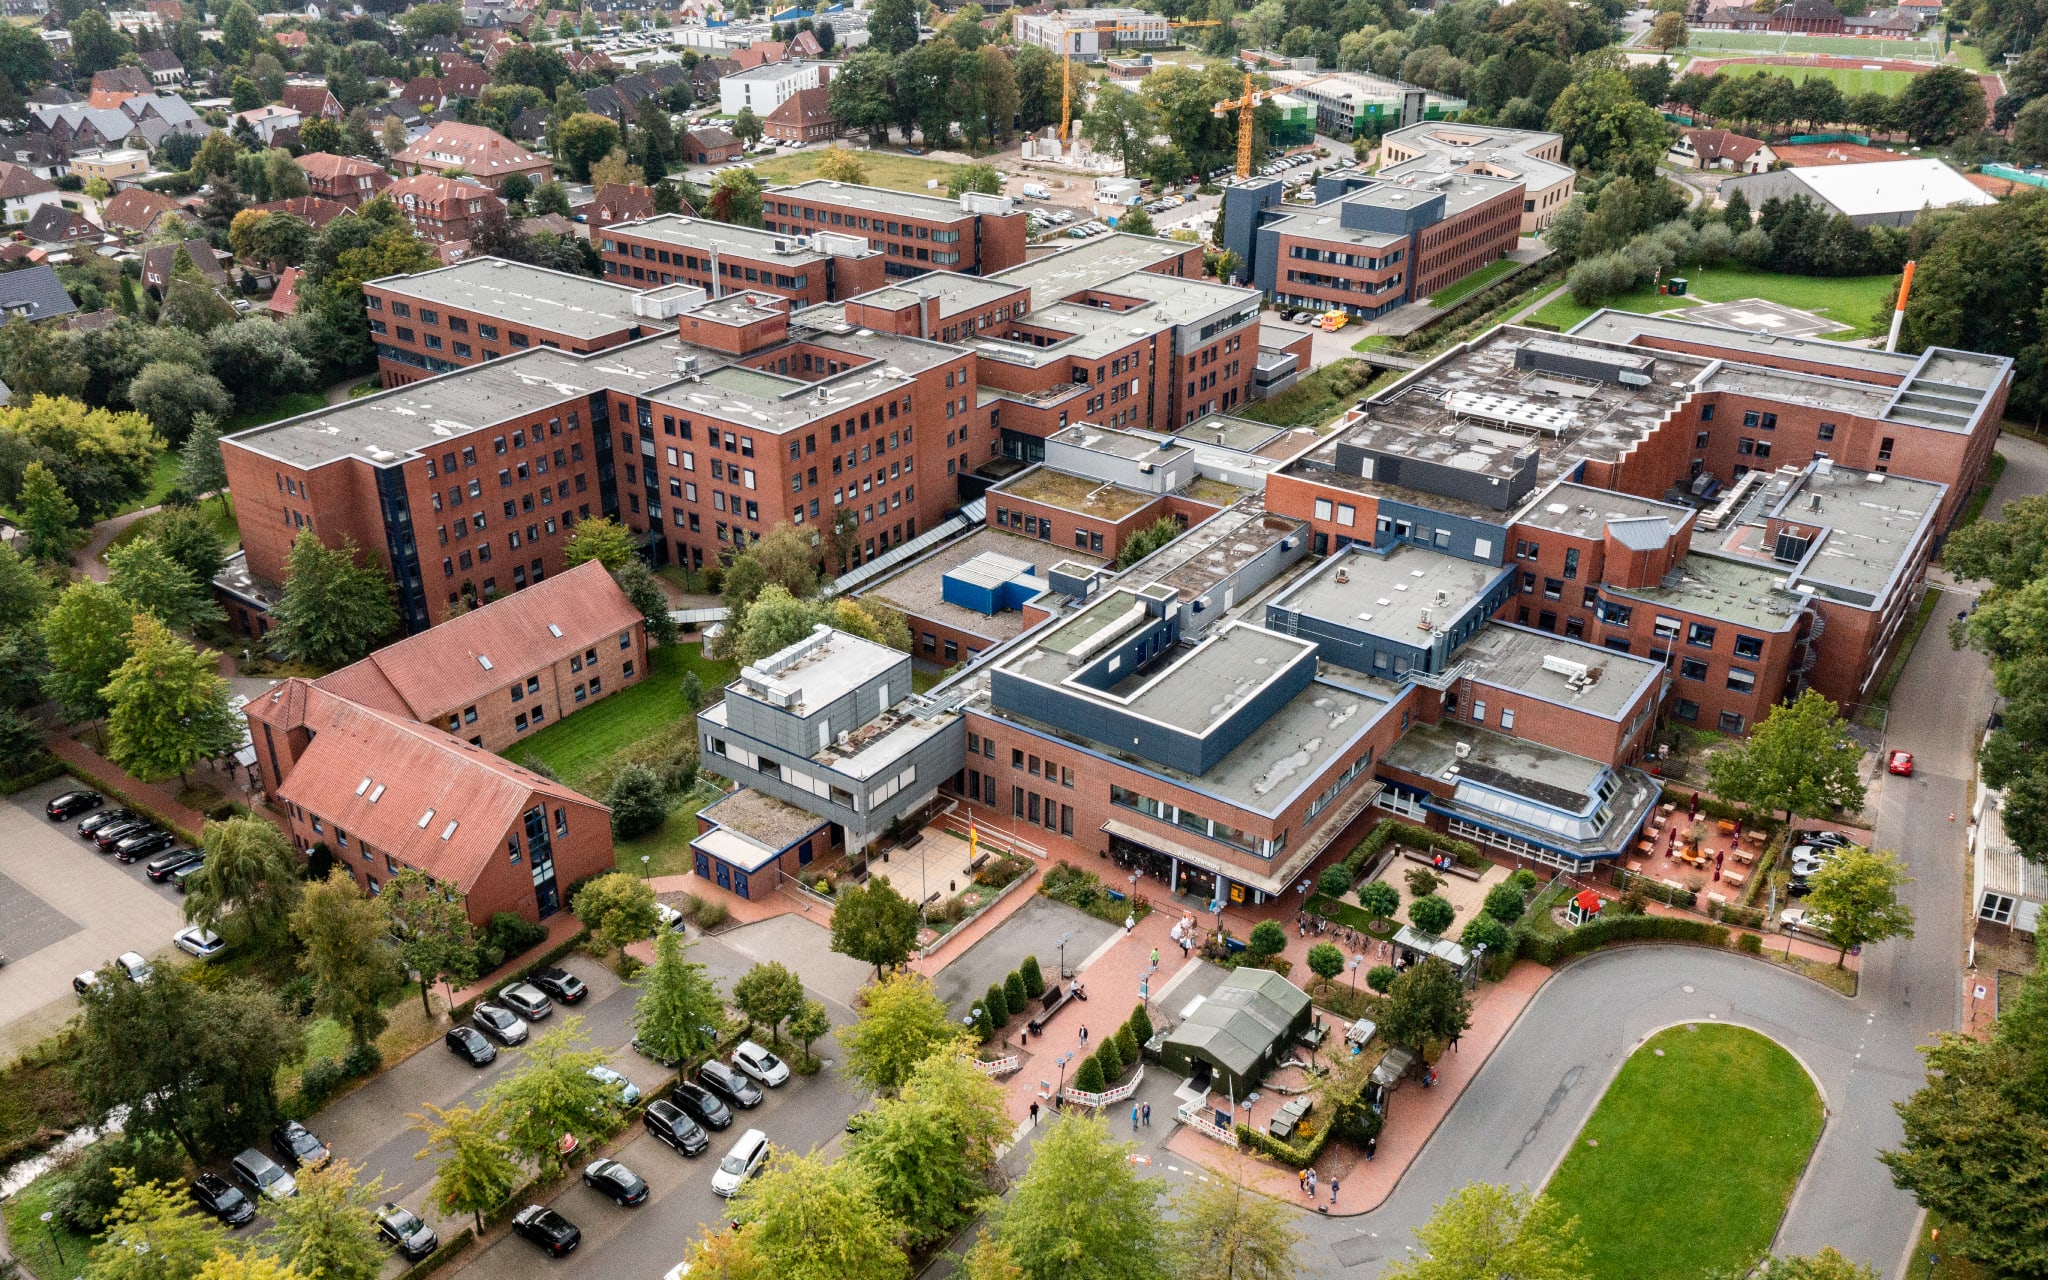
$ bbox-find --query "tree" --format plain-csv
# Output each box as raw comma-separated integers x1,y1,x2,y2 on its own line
1004,968,1028,1012
572,870,660,957
69,10,132,75
194,1254,301,1280
1116,516,1182,569
1167,1175,1303,1280
268,531,398,668
606,763,670,840
1483,881,1526,924
83,1175,232,1280
41,580,136,721
722,1150,908,1280
994,1113,1168,1280
731,106,764,148
830,875,921,979
722,523,822,616
534,182,573,217
385,868,479,1017
0,395,163,522
1072,1054,1105,1094
1408,894,1455,936
1646,12,1688,49
555,113,623,182
867,0,919,54
489,1017,619,1176
612,558,679,648
1944,493,2048,591
816,147,868,184
17,460,78,561
948,162,1003,197
564,515,637,570
840,970,966,1096
1753,1251,1879,1280
733,961,807,1044
1802,845,1915,967
1546,64,1672,179
1020,953,1045,998
984,982,1011,1026
1359,879,1400,918
707,169,766,227
1247,919,1286,959
632,926,727,1065
207,318,315,411
1459,913,1512,956
264,1158,386,1280
73,975,301,1162
787,997,831,1059
294,870,403,1050
222,0,259,54
185,815,304,952
1305,942,1345,984
104,615,239,784
1707,691,1867,824
1896,65,1986,144
1380,1184,1590,1280
107,537,221,632
1082,88,1156,176
1379,957,1472,1056
848,1050,1010,1246
1118,206,1157,237
410,1102,521,1233
589,147,645,191
828,50,896,146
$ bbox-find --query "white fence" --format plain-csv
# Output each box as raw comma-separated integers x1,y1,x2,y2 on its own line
1175,1100,1240,1148
975,1054,1021,1077
1061,1064,1145,1108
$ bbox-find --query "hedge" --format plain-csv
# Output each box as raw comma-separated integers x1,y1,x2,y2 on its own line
1516,914,1730,965
1234,1114,1333,1169
1710,900,1766,931
396,1229,475,1280
0,755,66,795
451,926,593,1021
1318,820,1480,898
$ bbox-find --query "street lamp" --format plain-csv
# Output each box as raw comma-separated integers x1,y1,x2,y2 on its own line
1927,1228,1940,1280
1058,931,1073,980
1056,1051,1075,1097
640,855,650,879
1348,955,1362,989
41,1210,64,1266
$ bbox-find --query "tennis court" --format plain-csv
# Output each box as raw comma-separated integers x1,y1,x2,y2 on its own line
1683,31,1941,60
1713,62,1920,94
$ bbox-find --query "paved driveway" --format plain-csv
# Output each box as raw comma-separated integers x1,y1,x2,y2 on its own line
930,897,1115,1022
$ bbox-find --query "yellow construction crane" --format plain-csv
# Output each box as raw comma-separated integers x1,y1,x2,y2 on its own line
1212,72,1271,179
1060,18,1225,146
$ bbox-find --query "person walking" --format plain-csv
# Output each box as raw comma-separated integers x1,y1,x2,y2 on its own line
1306,1168,1317,1198
1330,1178,1340,1205
1132,1104,1141,1131
1141,1101,1151,1126
1298,1169,1309,1194
1029,1100,1040,1125
1125,913,1135,934
1150,947,1160,968
1078,1025,1089,1047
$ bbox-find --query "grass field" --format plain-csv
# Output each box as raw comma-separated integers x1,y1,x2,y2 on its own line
746,150,968,196
1533,267,1897,336
1544,1024,1825,1280
1239,358,1382,429
509,641,737,795
224,390,326,434
1684,29,1940,58
1714,61,1920,95
1428,258,1522,308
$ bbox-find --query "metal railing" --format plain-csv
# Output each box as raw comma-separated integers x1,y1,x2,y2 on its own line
1061,1064,1145,1107
1174,1100,1240,1147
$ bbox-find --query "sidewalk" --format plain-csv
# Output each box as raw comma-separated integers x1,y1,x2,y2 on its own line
45,729,211,836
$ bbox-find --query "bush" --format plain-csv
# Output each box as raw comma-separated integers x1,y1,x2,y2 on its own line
984,982,1010,1025
694,898,729,929
1316,864,1355,897
1114,1021,1139,1065
479,910,550,969
1367,964,1397,993
1127,1002,1154,1045
1460,913,1513,955
1408,894,1455,935
1483,882,1527,925
1306,941,1345,982
1248,919,1287,957
1404,866,1441,898
657,746,698,795
1095,1036,1124,1080
1358,880,1400,918
607,763,670,839
278,972,318,1017
51,1132,187,1233
1738,931,1764,954
1507,868,1538,895
1516,913,1730,965
342,1042,382,1077
1020,953,1045,998
298,1056,347,1111
1074,1054,1105,1094
1004,969,1027,1012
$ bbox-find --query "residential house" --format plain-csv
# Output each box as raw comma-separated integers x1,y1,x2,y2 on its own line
763,86,838,144
100,186,182,235
682,125,741,166
718,60,821,117
0,263,78,321
87,66,152,107
269,264,301,317
562,48,613,74
235,105,301,145
0,134,68,180
21,203,101,246
507,106,550,143
139,49,184,86
0,161,61,221
279,83,342,122
385,172,504,243
1668,127,1776,173
274,30,309,48
439,58,490,99
142,237,228,295
687,57,739,101
297,152,394,208
727,40,788,71
585,181,658,230
70,148,150,187
394,121,553,194
255,194,349,229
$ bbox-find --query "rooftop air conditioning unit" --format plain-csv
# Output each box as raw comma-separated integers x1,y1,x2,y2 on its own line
1454,741,1471,759
1541,654,1589,681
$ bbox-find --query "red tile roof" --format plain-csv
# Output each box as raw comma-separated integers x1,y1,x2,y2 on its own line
0,161,56,200
268,264,302,317
397,120,551,181
295,151,388,182
255,195,350,228
767,86,836,131
1681,127,1769,166
312,560,642,723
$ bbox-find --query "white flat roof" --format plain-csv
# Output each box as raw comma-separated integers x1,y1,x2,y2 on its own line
1787,158,1994,215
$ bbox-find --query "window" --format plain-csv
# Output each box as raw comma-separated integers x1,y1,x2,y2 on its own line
1499,708,1514,730
1818,422,1835,441
1472,699,1486,723
1734,634,1764,660
1700,403,1714,421
1676,699,1699,722
1718,711,1745,732
1680,657,1708,681
1687,622,1717,649
1563,547,1579,580
1727,668,1756,694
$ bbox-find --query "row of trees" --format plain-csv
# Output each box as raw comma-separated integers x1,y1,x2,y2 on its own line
1666,65,1987,147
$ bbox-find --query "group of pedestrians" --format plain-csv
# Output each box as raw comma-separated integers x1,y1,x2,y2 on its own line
1296,1166,1339,1206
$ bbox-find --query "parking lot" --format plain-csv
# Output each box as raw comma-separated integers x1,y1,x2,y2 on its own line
0,777,193,1056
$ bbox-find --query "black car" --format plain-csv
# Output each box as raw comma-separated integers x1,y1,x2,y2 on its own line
472,1002,529,1045
532,967,587,1005
497,982,553,1021
696,1061,762,1111
1795,830,1857,850
146,847,205,882
510,1205,581,1256
581,1158,650,1204
271,1120,330,1168
47,790,103,820
446,1025,497,1066
669,1079,733,1130
94,819,156,851
78,808,137,838
114,828,178,862
374,1203,439,1260
190,1173,255,1227
643,1099,710,1155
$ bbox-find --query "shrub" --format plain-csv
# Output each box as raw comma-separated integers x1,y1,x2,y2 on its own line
1114,1021,1139,1065
1074,1054,1105,1094
984,982,1010,1025
1358,880,1400,918
1316,864,1354,897
51,1132,187,1234
1516,913,1730,965
486,911,548,957
1460,913,1513,955
1738,931,1764,954
298,1056,347,1111
1507,868,1538,895
278,972,318,1017
695,898,730,929
1404,866,1441,898
1248,919,1287,957
1004,969,1028,1013
657,746,698,794
1408,894,1455,935
1020,953,1045,998
1095,1036,1124,1080
607,763,670,839
1127,1002,1154,1045
1367,964,1397,994
341,1042,383,1077
1483,882,1526,925
1306,941,1345,982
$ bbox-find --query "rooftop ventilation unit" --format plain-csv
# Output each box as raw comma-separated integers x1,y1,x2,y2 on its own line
1541,654,1590,682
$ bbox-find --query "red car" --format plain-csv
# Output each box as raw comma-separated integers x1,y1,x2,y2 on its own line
1887,750,1914,777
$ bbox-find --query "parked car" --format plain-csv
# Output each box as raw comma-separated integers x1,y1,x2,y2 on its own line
654,902,686,932
643,1098,710,1155
375,1203,439,1260
473,1002,529,1045
582,1158,651,1205
190,1173,255,1227
171,861,209,893
230,1149,296,1201
587,1064,641,1107
1795,830,1857,850
697,1061,763,1110
532,967,588,1005
78,808,138,838
446,1025,498,1066
47,790,103,820
1781,907,1835,937
147,848,205,882
116,951,152,983
271,1120,330,1169
114,828,178,862
731,1041,789,1088
510,1205,581,1256
902,146,924,155
668,1079,734,1130
94,819,155,851
73,971,100,995
173,926,225,960
1887,750,1915,776
498,982,554,1021
710,1129,770,1198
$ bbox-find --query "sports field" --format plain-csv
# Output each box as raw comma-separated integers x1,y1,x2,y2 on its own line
1682,29,1941,59
1713,61,1920,94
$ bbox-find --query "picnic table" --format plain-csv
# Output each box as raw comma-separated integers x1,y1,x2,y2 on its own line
1722,870,1747,888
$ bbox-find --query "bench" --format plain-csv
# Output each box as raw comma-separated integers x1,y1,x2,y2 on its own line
1721,870,1746,888
1027,982,1084,1035
1401,848,1483,881
968,852,989,873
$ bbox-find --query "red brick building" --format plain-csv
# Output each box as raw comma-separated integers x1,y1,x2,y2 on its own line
763,87,839,144
384,174,504,245
598,213,886,308
296,152,393,209
681,126,742,166
394,121,553,194
364,257,657,383
761,180,1029,279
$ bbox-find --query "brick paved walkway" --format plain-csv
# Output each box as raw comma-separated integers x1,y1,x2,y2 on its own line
45,730,213,837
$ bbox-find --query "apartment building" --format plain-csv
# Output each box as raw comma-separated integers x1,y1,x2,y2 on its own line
717,59,822,117
296,151,393,209
760,180,1028,279
384,173,502,245
1011,7,1171,60
1376,121,1577,233
245,678,614,924
597,213,886,307
393,121,553,193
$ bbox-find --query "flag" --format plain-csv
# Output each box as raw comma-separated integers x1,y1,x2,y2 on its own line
968,819,978,860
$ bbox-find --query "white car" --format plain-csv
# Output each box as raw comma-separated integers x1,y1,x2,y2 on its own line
116,951,153,982
1781,908,1834,937
174,926,225,960
655,902,686,931
732,1041,790,1087
587,1064,642,1106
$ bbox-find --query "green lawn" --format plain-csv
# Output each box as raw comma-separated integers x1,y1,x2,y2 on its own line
746,150,973,197
614,778,733,878
223,390,326,433
1685,29,1939,58
103,496,240,561
112,452,184,516
1910,1218,1989,1280
508,641,737,795
1534,268,1898,337
1544,1024,1825,1280
1950,42,1989,70
1429,258,1522,308
5,1167,94,1278
1714,61,1919,95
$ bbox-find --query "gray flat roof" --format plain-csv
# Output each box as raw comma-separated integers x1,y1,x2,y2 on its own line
1514,480,1693,539
605,213,832,263
1275,542,1501,640
991,232,1191,295
857,525,1103,645
1611,552,1806,631
1457,623,1661,721
1704,463,1943,605
1052,422,1191,462
369,257,644,341
733,624,903,715
1386,718,1608,808
1130,498,1302,600
773,178,979,223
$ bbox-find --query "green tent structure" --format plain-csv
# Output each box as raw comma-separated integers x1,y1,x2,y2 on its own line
1160,967,1312,1098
